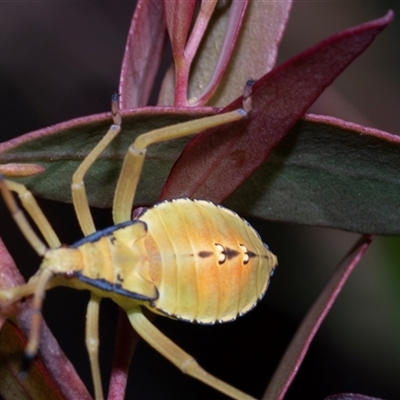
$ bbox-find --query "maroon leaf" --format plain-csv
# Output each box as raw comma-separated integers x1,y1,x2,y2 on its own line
119,0,166,109
0,237,26,326
165,0,200,105
263,235,374,400
16,306,92,400
163,0,217,106
324,395,384,400
164,0,195,60
0,238,91,400
0,320,64,400
160,11,394,204
108,309,156,400
108,310,136,400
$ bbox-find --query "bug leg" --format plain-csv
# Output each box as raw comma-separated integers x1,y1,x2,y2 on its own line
0,176,60,370
0,279,38,303
112,108,247,224
22,268,54,369
85,293,103,400
72,94,122,236
0,269,54,372
0,176,47,255
0,274,62,304
3,179,60,249
112,80,254,224
127,307,257,400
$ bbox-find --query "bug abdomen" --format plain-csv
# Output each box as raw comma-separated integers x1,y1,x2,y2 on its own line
139,199,277,324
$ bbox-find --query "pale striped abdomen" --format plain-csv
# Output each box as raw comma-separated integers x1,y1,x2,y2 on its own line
139,199,277,323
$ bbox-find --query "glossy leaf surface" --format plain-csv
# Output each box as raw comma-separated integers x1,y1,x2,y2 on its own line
0,108,214,208
158,0,291,106
224,114,400,235
2,110,400,234
200,0,291,106
119,0,167,109
162,11,393,204
0,12,394,236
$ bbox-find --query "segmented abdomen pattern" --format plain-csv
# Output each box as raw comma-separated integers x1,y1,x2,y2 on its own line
139,199,277,323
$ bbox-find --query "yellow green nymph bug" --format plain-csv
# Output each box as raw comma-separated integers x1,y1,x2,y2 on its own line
0,89,277,400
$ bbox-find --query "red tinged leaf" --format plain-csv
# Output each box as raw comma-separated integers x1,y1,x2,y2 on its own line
160,11,394,204
163,0,221,106
163,0,207,105
190,0,249,106
164,0,196,60
0,238,91,400
119,0,167,109
203,0,291,107
324,395,384,400
0,320,64,400
3,107,400,234
263,234,373,400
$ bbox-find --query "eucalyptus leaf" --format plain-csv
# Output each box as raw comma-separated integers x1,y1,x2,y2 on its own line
1,112,400,235
225,114,400,235
0,108,214,208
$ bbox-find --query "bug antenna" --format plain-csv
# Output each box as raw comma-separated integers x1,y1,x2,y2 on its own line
111,92,121,126
20,268,54,374
242,79,255,113
20,353,34,376
0,176,47,256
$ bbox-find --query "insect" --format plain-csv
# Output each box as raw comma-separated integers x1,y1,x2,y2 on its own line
0,88,277,400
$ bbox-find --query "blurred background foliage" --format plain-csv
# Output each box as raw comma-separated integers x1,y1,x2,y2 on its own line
1,1,400,399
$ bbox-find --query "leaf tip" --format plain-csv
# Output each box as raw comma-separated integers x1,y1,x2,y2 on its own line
0,163,45,178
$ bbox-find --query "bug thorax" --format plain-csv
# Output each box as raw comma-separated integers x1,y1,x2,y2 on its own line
40,247,82,275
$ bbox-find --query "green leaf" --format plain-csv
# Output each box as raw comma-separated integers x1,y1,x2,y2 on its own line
2,112,400,235
0,108,214,208
224,114,400,235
